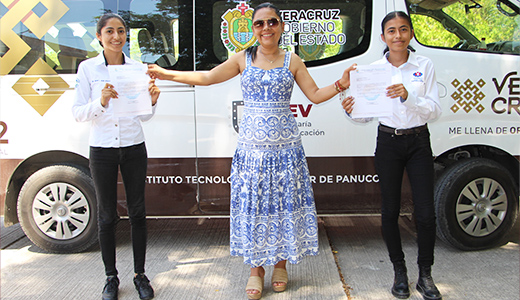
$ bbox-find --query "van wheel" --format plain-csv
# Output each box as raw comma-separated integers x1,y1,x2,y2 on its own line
17,165,98,253
435,158,518,250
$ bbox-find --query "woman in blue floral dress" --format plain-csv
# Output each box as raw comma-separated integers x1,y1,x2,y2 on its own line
148,3,355,299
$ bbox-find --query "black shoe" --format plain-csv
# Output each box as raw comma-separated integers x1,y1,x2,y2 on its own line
391,261,410,299
102,275,119,300
134,273,154,300
416,265,442,300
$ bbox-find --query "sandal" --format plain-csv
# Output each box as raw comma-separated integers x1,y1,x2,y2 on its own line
246,275,264,300
271,268,288,292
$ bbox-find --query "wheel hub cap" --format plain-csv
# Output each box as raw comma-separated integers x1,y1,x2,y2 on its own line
56,205,68,217
475,201,489,213
455,177,507,237
31,182,90,240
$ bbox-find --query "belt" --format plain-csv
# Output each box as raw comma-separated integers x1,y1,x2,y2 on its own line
378,124,428,135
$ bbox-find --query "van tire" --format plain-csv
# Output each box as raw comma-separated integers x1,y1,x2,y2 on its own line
435,158,518,250
17,165,98,253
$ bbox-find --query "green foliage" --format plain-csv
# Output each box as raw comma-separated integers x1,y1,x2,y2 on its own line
411,14,458,47
411,0,519,48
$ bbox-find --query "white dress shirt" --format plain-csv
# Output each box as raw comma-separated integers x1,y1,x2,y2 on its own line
350,50,442,129
72,52,157,148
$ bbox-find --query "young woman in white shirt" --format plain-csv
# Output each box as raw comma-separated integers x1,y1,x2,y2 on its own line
72,13,160,300
342,11,442,300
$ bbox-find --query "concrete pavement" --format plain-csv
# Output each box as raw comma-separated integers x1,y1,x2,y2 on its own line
1,216,518,299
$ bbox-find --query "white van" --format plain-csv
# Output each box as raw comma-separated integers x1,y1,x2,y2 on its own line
1,0,518,253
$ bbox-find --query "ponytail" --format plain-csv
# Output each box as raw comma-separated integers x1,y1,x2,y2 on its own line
383,45,416,55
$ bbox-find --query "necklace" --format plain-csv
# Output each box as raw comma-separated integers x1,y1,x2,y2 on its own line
261,50,280,63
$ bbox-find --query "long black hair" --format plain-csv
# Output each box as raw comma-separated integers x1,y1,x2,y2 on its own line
245,2,283,62
381,11,415,54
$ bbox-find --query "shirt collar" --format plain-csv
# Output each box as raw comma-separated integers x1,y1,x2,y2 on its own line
93,51,127,66
103,51,126,66
383,49,419,68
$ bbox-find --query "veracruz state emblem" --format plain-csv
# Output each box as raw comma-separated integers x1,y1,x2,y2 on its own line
221,2,257,53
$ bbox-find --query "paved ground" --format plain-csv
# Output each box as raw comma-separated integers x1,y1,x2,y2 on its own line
1,216,518,300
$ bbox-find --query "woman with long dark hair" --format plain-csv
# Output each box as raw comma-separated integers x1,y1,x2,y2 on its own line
147,3,355,299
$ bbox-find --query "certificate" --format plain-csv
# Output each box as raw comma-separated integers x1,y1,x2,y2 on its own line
350,64,393,118
108,64,152,116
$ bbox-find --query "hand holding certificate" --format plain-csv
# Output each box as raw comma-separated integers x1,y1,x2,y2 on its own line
108,64,152,117
349,64,393,118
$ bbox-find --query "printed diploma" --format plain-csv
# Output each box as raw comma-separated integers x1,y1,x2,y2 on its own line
350,64,393,118
108,64,152,116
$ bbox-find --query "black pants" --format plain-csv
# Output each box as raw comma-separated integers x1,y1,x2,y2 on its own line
89,142,148,276
375,128,436,267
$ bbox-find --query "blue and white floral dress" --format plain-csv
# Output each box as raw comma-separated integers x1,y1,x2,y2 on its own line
230,51,319,267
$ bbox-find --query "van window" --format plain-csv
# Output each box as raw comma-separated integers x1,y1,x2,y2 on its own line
2,0,103,75
408,0,520,55
1,0,188,75
128,0,179,68
196,0,371,70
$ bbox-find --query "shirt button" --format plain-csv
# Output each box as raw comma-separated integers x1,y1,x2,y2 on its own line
115,137,118,140
115,124,118,127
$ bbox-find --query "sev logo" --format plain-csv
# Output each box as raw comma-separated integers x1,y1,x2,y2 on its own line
450,78,486,113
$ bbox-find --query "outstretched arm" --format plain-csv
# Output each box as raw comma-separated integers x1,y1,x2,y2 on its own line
147,52,244,86
291,53,356,104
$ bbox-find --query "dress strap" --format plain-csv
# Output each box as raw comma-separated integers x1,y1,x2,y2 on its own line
283,51,291,69
245,51,252,68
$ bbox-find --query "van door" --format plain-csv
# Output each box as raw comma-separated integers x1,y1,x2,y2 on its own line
192,0,377,214
400,0,520,250
122,0,200,216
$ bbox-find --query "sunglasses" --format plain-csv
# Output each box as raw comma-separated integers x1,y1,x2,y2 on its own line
252,18,280,28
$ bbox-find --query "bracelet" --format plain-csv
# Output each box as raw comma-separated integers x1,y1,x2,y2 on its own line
335,80,347,92
334,81,342,93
